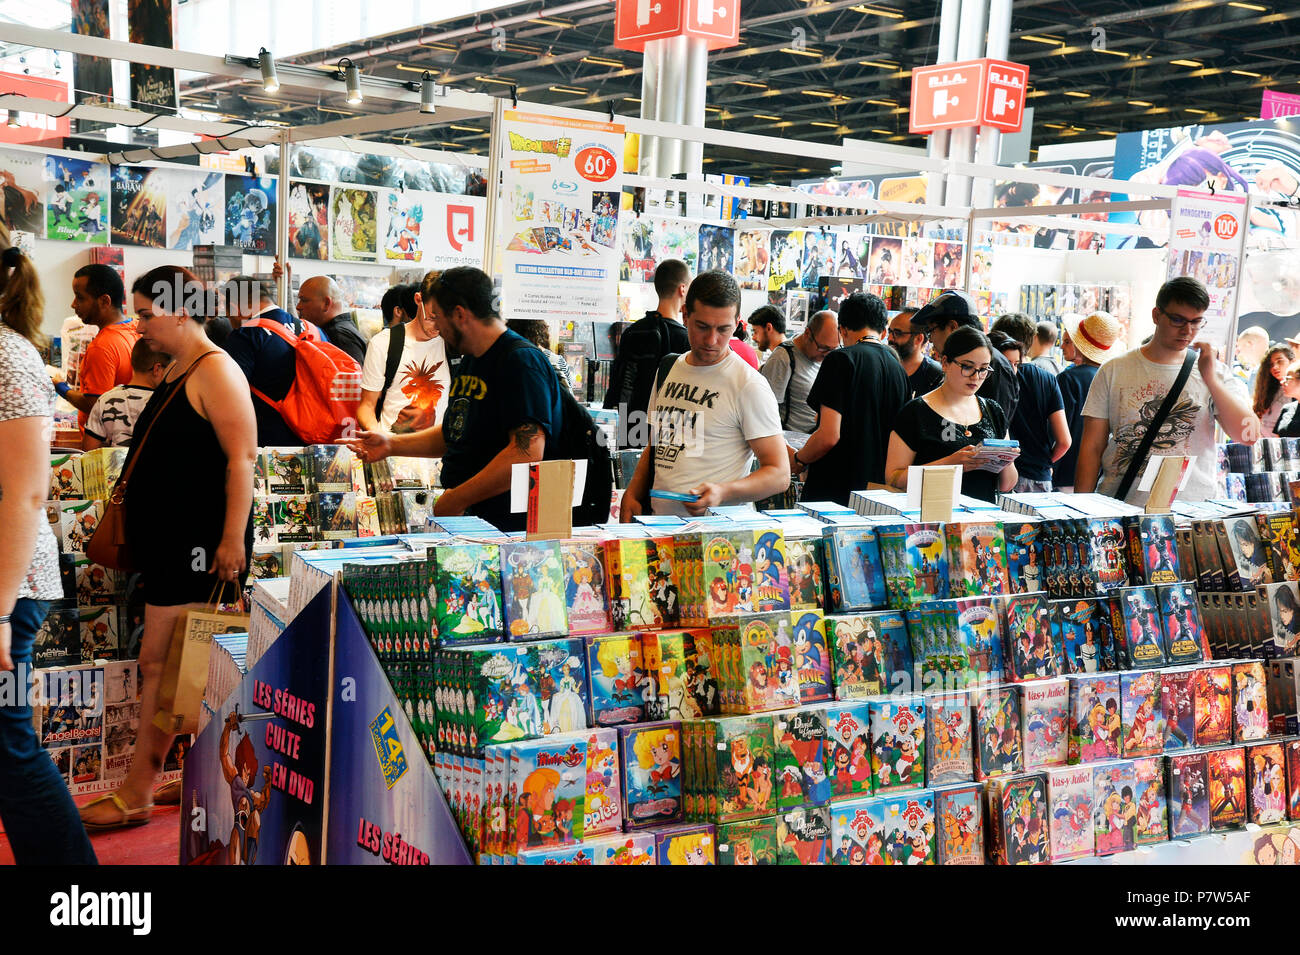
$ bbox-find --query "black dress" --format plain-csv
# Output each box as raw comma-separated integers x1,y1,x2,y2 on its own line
123,358,253,605
891,395,1009,503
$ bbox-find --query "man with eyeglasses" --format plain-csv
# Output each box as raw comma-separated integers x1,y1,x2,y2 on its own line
790,292,908,506
887,308,944,399
1075,276,1257,505
760,309,838,435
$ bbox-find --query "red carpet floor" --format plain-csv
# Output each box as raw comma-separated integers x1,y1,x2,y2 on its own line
0,798,180,866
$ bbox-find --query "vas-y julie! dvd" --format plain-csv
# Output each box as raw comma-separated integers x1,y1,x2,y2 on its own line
934,784,985,865
1120,670,1165,758
868,696,925,794
1168,751,1210,837
1047,765,1094,861
1247,741,1287,825
1021,678,1069,770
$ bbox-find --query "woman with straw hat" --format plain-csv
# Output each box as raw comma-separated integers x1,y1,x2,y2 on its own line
1053,311,1124,491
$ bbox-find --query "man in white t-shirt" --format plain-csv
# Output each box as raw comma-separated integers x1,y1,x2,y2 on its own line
358,278,451,434
1075,276,1257,506
620,270,789,518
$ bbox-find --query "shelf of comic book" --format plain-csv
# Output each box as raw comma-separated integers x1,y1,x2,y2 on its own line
39,446,188,798
1222,439,1300,505
300,493,1300,865
1018,283,1133,327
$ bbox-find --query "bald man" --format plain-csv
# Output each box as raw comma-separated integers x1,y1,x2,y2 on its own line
1234,324,1270,390
759,309,840,434
296,275,367,363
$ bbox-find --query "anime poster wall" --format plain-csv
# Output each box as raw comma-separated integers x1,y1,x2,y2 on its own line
331,186,378,262
111,166,168,248
380,189,425,262
225,174,277,254
802,230,838,288
654,218,699,273
182,587,330,866
325,594,471,864
498,110,623,324
166,170,224,251
43,155,109,243
621,217,655,282
287,181,329,260
698,224,735,273
0,147,45,237
837,233,873,282
736,229,770,290
1165,189,1247,350
768,229,805,291
867,236,902,283
933,241,964,288
903,237,935,287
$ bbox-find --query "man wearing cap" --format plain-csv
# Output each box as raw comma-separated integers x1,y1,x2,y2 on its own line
1053,312,1122,491
1075,276,1258,505
909,290,1020,422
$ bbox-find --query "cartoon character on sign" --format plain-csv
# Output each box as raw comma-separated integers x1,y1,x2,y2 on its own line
447,204,475,253
219,711,274,865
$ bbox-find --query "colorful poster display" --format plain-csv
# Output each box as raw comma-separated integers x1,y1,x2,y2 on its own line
71,0,113,111
1165,187,1248,349
768,229,805,291
498,109,623,324
331,186,379,262
224,174,277,254
0,147,45,237
380,189,424,262
43,155,109,243
166,170,225,251
110,165,168,248
287,181,329,260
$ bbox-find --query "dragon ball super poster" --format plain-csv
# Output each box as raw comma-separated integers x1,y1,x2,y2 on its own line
380,189,424,262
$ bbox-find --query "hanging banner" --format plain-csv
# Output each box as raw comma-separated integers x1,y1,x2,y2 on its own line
71,0,113,129
127,0,177,114
499,110,623,325
1166,187,1247,350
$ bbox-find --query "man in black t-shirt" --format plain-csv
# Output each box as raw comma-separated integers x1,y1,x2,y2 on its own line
345,268,564,531
791,292,908,506
909,291,1020,421
603,259,690,447
990,313,1070,492
887,309,944,399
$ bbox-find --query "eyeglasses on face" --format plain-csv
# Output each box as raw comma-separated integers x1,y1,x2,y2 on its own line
1156,306,1206,331
886,328,919,340
952,360,993,379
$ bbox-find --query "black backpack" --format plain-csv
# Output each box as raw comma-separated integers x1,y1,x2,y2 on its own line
504,337,614,527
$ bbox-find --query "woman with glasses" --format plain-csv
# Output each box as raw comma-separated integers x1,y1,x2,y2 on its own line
884,326,1018,503
1253,343,1295,438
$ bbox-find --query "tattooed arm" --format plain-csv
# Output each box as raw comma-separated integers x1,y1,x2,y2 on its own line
433,421,547,516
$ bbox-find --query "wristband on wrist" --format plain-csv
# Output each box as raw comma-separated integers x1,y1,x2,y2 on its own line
54,381,70,398
0,614,10,626
793,452,806,469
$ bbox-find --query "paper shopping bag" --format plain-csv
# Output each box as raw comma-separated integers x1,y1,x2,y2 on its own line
153,597,249,736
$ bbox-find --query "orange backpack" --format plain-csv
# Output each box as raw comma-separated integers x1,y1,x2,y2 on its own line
243,318,362,443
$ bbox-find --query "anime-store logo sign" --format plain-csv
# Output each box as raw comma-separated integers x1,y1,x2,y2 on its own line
446,204,475,253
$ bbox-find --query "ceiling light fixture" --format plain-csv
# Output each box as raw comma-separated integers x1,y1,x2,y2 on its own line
754,114,781,121
339,58,362,104
549,85,587,95
419,71,437,113
1020,35,1062,44
802,90,838,98
1171,59,1203,67
810,121,841,127
733,80,767,88
780,47,823,57
1129,100,1154,107
258,48,279,93
851,5,904,17
1231,69,1262,77
1228,1,1267,9
1064,90,1092,97
582,56,624,68
5,110,18,129
858,60,898,69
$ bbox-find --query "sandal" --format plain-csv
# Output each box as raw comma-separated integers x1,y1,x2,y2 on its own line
153,779,182,806
79,793,154,831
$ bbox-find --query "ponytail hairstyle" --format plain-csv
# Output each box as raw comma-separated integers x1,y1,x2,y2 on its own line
0,221,46,347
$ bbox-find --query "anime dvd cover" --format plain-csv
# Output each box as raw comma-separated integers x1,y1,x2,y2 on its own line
830,796,886,864
995,591,1057,682
618,721,684,828
654,824,716,865
827,611,913,699
1021,678,1069,770
585,634,647,726
786,536,826,612
926,691,974,785
776,805,832,864
1134,514,1180,585
641,628,716,720
790,610,832,703
606,536,677,631
1233,661,1269,742
1206,746,1247,831
711,714,777,823
1247,741,1287,825
1082,517,1129,593
78,606,119,661
775,706,833,810
944,597,997,686
1168,752,1210,837
1259,581,1300,657
1195,666,1233,746
824,527,888,612
1092,760,1138,855
737,614,802,713
1052,598,1117,675
1120,670,1165,758
315,492,356,540
897,523,949,608
973,685,1023,781
1156,582,1208,665
881,791,936,864
270,494,314,543
506,736,588,857
1004,520,1044,594
946,520,1008,598
501,541,570,640
1287,740,1300,821
534,639,589,738
590,832,656,865
1047,765,1094,861
824,702,873,801
868,697,926,794
716,816,779,865
307,444,355,492
559,539,612,636
1114,586,1166,669
429,544,504,644
1260,511,1299,581
1160,667,1196,751
1221,513,1272,590
1131,755,1168,846
934,783,984,865
988,772,1049,864
262,448,309,495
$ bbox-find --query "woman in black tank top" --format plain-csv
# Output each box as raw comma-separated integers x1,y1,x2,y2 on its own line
80,266,257,832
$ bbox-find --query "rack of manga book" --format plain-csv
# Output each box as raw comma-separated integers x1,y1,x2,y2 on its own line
313,485,1300,865
1222,438,1300,505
